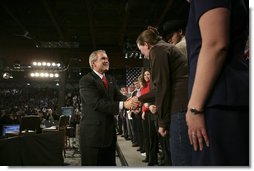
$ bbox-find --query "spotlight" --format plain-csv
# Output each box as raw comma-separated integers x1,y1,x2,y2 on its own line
35,73,39,77
2,72,13,79
54,73,59,77
135,52,139,58
139,53,143,59
129,52,134,58
13,64,20,69
40,73,45,77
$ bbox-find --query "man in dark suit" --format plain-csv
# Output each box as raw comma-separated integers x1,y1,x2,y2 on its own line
79,50,138,166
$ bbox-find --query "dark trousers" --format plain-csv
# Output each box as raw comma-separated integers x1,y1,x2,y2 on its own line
81,141,116,166
142,113,150,160
148,114,158,165
170,111,192,165
192,107,249,166
122,112,128,138
159,134,172,166
117,115,123,134
136,113,144,150
131,113,138,143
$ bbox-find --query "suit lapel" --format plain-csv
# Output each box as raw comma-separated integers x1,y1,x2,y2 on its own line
90,71,105,91
90,71,109,94
106,75,113,95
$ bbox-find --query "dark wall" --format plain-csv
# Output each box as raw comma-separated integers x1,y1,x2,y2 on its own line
1,47,143,69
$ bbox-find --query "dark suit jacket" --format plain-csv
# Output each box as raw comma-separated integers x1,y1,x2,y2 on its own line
79,71,127,148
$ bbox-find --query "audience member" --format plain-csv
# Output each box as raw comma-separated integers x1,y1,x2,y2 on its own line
136,26,191,165
185,0,249,166
161,19,187,56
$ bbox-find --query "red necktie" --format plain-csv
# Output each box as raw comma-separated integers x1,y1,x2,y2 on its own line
102,75,108,90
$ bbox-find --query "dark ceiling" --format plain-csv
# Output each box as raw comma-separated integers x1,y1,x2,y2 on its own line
0,0,189,71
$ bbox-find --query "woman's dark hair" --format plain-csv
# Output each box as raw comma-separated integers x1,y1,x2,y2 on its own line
136,26,162,46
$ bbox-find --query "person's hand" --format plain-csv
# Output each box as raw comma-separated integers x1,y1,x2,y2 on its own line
158,127,168,137
126,96,141,110
141,112,145,120
131,96,141,108
143,103,149,108
186,111,209,151
131,96,139,103
123,99,134,109
123,98,139,110
149,105,157,114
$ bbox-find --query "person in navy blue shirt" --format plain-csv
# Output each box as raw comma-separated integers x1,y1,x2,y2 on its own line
185,0,249,166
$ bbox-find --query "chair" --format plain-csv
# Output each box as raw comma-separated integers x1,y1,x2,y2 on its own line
42,115,70,157
19,115,41,135
58,115,70,131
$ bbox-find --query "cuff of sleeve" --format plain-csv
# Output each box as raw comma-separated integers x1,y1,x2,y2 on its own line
158,120,169,129
119,101,124,110
142,106,149,113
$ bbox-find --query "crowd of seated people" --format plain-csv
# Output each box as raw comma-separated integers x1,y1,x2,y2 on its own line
0,87,81,139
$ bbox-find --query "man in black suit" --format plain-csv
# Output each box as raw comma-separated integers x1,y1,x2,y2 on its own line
79,50,138,166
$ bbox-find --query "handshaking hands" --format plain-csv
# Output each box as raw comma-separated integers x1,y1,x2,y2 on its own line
123,96,141,110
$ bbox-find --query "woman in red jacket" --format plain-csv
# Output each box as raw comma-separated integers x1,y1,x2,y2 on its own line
139,68,159,166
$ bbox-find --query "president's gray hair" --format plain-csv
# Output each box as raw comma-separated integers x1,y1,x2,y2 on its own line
89,50,106,69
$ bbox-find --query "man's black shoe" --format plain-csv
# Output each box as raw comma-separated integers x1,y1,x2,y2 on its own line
142,159,148,163
125,137,131,140
148,163,158,166
132,143,139,147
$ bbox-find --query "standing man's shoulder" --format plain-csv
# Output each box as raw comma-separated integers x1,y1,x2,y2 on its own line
79,73,88,82
79,72,94,84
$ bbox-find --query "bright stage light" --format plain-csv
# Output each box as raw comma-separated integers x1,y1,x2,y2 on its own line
29,72,60,78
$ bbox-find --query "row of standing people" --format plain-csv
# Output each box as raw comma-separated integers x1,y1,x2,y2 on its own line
116,70,170,166
134,0,249,166
78,0,249,166
115,17,191,166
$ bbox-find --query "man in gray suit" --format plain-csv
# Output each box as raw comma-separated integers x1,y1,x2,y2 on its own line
79,50,138,166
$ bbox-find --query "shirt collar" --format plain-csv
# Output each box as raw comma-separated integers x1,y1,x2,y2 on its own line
93,70,105,79
136,88,141,91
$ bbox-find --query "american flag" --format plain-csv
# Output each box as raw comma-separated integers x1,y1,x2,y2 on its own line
126,67,142,86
